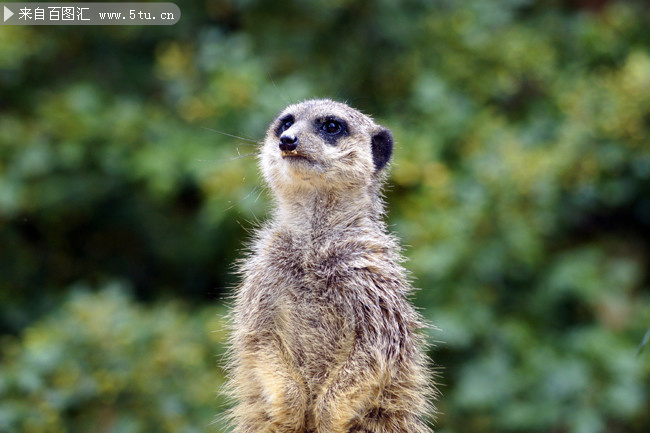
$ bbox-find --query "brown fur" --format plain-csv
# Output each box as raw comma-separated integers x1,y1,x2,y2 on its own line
226,99,435,433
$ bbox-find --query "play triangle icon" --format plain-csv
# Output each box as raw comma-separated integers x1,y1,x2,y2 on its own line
4,6,14,22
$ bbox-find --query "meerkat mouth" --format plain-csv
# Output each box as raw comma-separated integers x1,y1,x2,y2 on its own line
281,150,312,163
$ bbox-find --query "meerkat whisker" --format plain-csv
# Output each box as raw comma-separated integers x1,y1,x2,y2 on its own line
201,126,262,144
224,186,261,211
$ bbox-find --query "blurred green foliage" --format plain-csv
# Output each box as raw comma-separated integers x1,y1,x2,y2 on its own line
0,285,227,433
0,0,649,432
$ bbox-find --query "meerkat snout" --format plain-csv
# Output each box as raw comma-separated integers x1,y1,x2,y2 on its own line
279,133,298,153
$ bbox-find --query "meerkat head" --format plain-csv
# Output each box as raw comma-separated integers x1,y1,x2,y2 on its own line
260,99,393,200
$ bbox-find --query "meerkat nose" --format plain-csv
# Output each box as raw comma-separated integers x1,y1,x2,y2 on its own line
279,134,299,152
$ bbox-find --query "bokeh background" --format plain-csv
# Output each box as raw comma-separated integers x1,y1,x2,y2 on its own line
1,0,649,432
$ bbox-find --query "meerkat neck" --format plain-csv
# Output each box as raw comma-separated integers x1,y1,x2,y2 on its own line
275,188,382,233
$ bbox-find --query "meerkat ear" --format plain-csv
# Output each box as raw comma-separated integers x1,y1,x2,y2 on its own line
371,128,393,171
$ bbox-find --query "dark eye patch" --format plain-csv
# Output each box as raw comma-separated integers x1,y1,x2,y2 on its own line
316,116,349,145
275,114,294,137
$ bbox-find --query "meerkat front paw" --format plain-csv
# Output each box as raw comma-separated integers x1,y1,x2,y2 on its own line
312,388,359,433
261,378,309,431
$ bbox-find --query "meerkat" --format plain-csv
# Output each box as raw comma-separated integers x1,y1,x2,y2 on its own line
226,99,434,433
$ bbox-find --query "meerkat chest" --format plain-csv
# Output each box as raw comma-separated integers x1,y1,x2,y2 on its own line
263,232,356,320
257,231,359,379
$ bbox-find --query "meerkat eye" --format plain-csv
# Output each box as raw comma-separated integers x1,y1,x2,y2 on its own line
322,120,342,135
276,115,294,136
281,119,293,132
316,117,348,144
